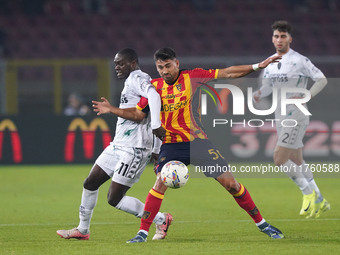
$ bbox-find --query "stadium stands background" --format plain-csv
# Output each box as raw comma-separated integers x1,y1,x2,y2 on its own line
1,1,340,62
0,0,339,114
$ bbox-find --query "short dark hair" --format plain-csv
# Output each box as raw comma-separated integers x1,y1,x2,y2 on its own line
118,48,139,64
271,20,292,35
154,47,176,62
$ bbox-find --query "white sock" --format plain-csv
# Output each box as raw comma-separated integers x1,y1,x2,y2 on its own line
255,218,266,227
300,161,323,202
153,212,166,225
138,230,148,236
308,179,323,202
300,160,314,181
115,196,165,225
77,188,99,234
282,160,313,195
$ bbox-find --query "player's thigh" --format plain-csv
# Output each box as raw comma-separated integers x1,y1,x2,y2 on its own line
155,143,190,174
191,139,232,179
84,163,111,190
95,145,120,178
112,147,152,187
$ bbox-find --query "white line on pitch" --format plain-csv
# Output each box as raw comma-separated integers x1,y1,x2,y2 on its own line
1,218,339,227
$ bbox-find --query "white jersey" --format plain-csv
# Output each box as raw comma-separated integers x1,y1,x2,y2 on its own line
261,48,325,124
112,70,154,149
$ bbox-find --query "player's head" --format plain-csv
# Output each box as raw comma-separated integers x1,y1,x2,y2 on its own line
271,20,292,55
154,47,180,83
114,48,139,79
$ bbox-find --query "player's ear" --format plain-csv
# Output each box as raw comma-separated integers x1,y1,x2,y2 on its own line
131,60,137,69
289,35,292,43
175,59,180,68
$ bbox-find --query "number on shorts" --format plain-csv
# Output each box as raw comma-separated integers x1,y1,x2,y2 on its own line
118,162,129,176
208,149,225,160
282,133,289,143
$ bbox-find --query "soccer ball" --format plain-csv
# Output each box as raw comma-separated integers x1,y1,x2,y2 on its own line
161,160,189,189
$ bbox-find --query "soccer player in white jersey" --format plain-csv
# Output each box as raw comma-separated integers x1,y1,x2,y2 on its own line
57,48,172,240
253,21,330,218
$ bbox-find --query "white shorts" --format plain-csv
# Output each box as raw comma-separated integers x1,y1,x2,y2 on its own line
276,105,310,149
276,123,308,149
95,145,152,187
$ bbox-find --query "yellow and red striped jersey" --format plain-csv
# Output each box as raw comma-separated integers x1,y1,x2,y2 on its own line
137,68,218,144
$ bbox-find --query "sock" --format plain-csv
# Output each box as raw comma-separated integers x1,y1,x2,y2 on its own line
115,196,165,225
257,221,270,231
115,196,144,217
282,160,313,195
77,188,99,234
139,189,164,234
138,230,148,236
308,179,323,203
300,161,324,202
231,183,263,224
300,160,314,181
256,218,271,231
255,218,266,228
153,212,166,225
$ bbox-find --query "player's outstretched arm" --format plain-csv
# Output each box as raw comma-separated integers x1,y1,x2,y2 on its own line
92,97,146,122
217,55,282,79
309,76,327,98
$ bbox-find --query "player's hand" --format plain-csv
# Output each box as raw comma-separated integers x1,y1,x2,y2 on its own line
150,153,159,174
92,97,111,115
153,126,166,141
259,55,282,69
253,90,261,103
150,153,159,163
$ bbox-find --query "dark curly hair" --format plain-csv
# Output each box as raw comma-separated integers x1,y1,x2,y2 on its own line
271,20,292,35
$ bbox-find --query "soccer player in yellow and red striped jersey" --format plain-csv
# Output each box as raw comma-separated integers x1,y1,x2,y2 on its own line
126,47,284,243
151,67,215,143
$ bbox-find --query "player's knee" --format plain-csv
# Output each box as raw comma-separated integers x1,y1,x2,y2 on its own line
274,159,286,166
83,177,97,191
107,193,123,207
273,155,285,166
226,180,239,193
153,174,168,193
218,178,238,193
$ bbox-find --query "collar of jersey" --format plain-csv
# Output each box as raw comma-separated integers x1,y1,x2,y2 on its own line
165,70,185,85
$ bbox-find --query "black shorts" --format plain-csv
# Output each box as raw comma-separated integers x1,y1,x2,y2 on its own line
156,139,229,178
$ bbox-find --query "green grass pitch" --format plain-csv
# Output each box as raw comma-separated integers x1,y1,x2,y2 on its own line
0,164,339,255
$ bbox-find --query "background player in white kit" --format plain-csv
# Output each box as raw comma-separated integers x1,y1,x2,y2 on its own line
253,21,330,219
57,48,172,240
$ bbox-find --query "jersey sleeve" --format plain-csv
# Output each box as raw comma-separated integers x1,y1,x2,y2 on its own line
134,73,155,98
301,57,325,81
136,96,150,114
190,68,218,89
